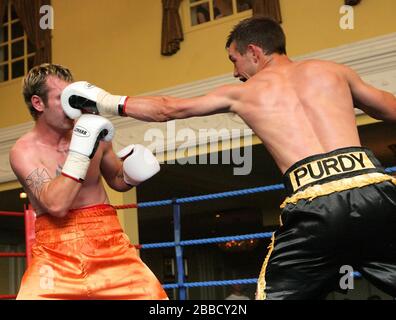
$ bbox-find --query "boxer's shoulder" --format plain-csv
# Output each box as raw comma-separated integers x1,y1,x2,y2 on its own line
10,131,59,174
11,131,37,157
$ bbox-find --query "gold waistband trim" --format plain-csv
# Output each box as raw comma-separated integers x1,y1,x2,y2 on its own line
256,233,275,300
281,172,396,208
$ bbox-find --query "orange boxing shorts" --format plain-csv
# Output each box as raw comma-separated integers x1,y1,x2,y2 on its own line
17,204,168,300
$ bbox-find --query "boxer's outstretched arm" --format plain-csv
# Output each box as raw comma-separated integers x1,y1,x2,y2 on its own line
343,65,396,121
61,82,240,121
124,85,239,122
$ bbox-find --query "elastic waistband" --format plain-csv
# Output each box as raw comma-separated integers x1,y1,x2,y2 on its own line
283,147,384,195
35,204,118,233
68,203,115,216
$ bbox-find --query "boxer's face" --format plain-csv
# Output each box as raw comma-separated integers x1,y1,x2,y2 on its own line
227,41,257,82
41,76,74,130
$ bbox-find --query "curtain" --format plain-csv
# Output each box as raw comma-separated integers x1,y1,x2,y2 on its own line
345,0,361,5
252,0,282,23
0,0,7,25
12,0,52,65
161,0,184,56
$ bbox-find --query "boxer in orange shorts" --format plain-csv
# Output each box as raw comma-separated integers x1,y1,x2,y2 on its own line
17,204,166,299
9,63,167,300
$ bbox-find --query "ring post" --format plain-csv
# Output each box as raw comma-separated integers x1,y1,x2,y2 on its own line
24,204,36,267
173,199,186,300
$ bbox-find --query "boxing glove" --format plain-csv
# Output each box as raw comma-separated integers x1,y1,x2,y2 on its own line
62,114,114,182
117,144,160,186
61,81,129,119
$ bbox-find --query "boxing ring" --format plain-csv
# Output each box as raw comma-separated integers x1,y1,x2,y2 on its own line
1,166,395,300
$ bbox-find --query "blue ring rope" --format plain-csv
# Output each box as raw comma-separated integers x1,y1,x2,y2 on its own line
163,272,362,289
141,232,273,249
138,167,396,208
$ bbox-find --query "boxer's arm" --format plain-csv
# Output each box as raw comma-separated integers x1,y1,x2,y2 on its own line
100,141,132,191
9,115,114,217
101,143,161,189
343,65,396,121
62,82,239,121
9,145,82,217
124,85,238,122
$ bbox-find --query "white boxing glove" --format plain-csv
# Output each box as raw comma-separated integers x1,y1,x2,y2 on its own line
61,81,129,119
117,144,160,186
62,114,114,182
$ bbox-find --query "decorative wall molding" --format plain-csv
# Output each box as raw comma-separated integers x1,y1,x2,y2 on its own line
1,32,396,183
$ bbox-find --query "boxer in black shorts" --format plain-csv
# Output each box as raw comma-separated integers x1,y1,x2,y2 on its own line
60,17,396,299
257,147,396,300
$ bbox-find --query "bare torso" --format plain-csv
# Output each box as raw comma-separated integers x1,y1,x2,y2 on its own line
13,130,109,215
232,60,361,173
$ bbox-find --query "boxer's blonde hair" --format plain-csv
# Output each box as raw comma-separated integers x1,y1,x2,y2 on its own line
22,63,74,120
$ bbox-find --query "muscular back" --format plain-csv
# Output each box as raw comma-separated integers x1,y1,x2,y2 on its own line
233,60,361,173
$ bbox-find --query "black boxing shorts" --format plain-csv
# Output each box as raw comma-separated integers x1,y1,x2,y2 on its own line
256,147,396,300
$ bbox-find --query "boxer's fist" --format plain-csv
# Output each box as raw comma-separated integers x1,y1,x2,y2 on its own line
62,114,114,182
61,81,128,119
117,144,160,186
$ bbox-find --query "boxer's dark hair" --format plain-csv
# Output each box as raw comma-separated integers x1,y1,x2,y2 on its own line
23,63,74,120
226,16,286,55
